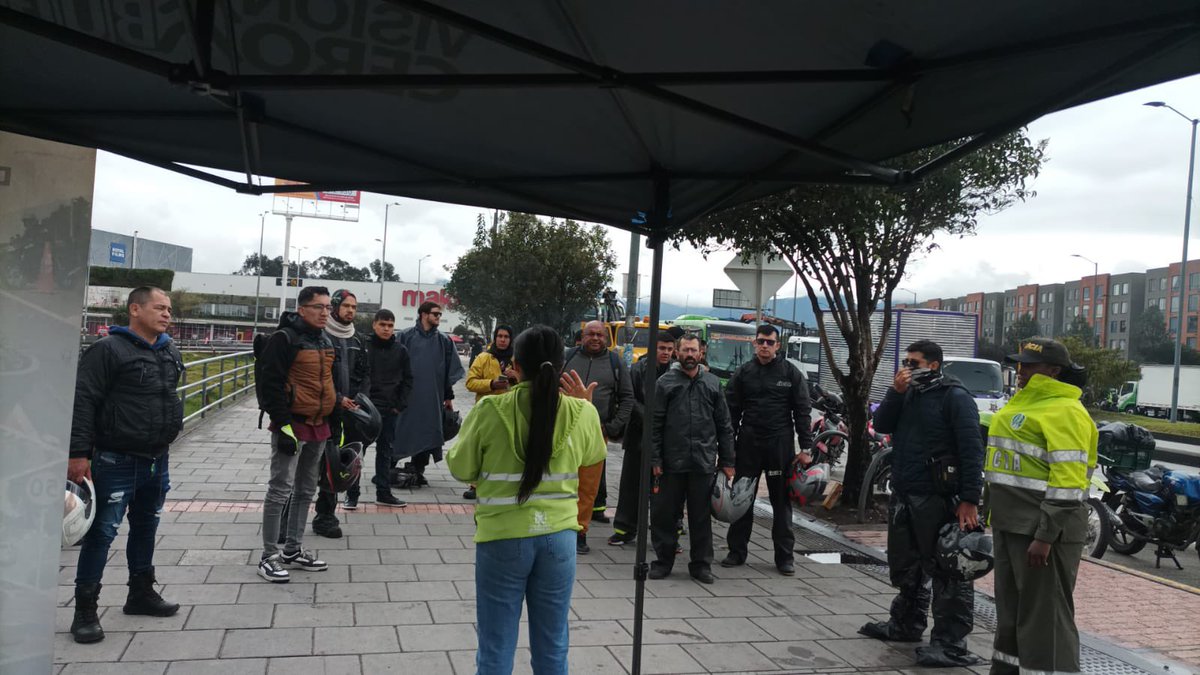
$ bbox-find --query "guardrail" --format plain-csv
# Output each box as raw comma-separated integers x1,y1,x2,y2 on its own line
179,350,254,425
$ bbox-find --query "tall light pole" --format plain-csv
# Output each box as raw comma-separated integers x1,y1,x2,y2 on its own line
253,211,268,334
416,254,431,295
290,246,307,306
897,287,918,306
1070,253,1099,343
1145,101,1198,423
380,202,400,308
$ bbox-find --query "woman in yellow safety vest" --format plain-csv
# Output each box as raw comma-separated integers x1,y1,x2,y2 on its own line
985,337,1097,675
447,325,606,675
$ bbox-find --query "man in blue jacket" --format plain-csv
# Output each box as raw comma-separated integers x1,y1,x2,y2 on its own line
859,339,984,668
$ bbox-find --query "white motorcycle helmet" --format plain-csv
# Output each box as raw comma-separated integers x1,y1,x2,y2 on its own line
63,478,96,547
711,475,759,523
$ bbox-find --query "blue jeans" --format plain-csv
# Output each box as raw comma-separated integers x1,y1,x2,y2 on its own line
475,529,576,675
76,451,170,585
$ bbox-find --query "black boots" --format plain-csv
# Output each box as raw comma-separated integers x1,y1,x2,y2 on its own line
70,583,104,644
123,568,179,617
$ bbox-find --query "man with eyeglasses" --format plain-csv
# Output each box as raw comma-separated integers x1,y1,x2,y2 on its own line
255,286,336,582
722,324,811,576
393,301,465,486
858,339,983,668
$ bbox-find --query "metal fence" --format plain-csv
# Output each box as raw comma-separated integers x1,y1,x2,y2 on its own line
178,350,254,424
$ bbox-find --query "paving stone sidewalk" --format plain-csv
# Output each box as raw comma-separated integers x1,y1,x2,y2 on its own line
54,373,1187,674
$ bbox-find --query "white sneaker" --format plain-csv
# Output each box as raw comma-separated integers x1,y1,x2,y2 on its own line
281,549,328,572
258,554,290,583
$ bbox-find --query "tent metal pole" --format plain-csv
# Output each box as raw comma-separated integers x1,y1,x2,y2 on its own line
631,176,668,675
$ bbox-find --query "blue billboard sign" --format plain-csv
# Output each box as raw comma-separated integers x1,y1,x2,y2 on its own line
109,242,127,264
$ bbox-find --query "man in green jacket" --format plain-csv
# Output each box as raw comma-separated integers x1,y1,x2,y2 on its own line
986,338,1097,675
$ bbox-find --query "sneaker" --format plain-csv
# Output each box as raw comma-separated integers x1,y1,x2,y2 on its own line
312,516,342,539
648,562,671,579
343,494,359,510
463,486,476,500
691,568,715,585
608,531,636,546
591,511,611,524
257,555,290,583
376,492,408,508
720,553,746,568
281,549,328,572
577,533,590,554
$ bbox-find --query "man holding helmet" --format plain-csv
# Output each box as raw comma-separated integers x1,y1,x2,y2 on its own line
312,289,371,533
859,339,984,668
722,324,812,576
649,333,734,584
67,286,184,644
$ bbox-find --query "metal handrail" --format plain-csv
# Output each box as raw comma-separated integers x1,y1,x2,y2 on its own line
178,350,256,424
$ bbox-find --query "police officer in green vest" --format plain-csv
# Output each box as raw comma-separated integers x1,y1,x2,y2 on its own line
986,338,1097,675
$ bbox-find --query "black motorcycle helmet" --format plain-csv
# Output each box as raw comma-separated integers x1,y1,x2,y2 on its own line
323,441,363,493
935,523,994,582
346,393,382,444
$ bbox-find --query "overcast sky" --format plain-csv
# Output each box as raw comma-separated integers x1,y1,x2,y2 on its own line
93,74,1200,308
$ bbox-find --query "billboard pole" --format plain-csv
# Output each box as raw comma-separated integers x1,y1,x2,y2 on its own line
279,215,293,315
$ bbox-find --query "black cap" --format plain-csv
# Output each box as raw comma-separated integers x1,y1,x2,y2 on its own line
1008,338,1071,367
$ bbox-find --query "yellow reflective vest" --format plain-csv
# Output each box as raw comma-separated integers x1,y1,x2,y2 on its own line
985,374,1098,544
447,382,607,543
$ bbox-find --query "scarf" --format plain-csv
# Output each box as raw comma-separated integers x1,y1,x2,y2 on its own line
325,317,356,340
910,368,945,393
487,324,514,369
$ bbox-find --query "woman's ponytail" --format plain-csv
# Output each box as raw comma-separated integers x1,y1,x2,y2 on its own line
514,326,564,503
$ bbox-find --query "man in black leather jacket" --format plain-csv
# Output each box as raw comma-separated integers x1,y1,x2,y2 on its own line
649,334,735,584
67,287,184,644
722,324,812,576
859,339,984,668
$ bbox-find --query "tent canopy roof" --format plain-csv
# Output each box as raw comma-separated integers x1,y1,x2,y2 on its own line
2,2,1198,233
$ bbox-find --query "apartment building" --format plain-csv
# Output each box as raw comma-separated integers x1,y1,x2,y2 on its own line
1104,273,1145,353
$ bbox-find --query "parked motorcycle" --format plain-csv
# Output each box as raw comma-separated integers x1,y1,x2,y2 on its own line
808,382,850,466
1094,422,1200,569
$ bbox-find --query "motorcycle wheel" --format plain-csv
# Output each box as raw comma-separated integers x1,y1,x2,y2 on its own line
1106,514,1148,556
1085,497,1110,559
856,448,892,524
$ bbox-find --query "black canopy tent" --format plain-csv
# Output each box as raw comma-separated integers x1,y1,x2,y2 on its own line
4,2,1197,671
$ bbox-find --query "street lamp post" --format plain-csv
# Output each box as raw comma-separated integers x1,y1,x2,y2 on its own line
380,202,400,308
897,287,918,306
1070,253,1099,343
290,246,307,305
1145,101,1198,424
416,254,431,295
253,211,267,335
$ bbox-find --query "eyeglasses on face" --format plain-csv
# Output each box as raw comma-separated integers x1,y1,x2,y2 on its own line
302,304,333,313
428,311,443,317
755,338,777,346
902,358,923,368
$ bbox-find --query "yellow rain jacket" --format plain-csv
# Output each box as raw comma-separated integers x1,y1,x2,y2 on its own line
447,383,606,543
985,374,1098,544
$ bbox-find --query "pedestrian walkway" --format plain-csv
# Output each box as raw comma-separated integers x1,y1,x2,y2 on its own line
54,384,1196,673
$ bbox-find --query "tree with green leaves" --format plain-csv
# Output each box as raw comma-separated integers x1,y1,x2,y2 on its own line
1058,336,1139,407
1060,314,1096,348
1133,305,1173,363
307,256,371,282
370,259,400,283
446,212,617,335
234,253,281,276
977,341,1008,364
1004,313,1041,353
676,130,1046,501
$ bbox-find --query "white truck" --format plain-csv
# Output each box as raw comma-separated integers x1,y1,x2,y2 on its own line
819,308,984,404
1128,364,1200,421
786,335,821,381
942,356,1008,413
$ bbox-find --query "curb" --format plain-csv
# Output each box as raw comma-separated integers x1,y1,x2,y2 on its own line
1083,556,1200,595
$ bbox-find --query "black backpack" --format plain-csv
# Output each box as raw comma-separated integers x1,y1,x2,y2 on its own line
253,326,299,428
